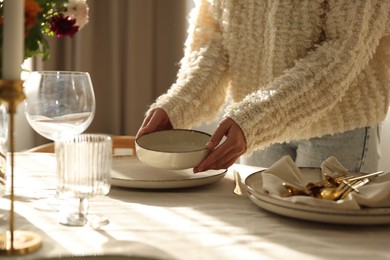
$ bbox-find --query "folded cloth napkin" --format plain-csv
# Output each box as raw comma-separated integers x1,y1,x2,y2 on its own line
260,156,390,209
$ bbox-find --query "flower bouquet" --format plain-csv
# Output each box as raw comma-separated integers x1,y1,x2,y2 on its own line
0,0,89,77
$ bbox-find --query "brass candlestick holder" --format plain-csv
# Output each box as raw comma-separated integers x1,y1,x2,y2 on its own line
0,79,42,255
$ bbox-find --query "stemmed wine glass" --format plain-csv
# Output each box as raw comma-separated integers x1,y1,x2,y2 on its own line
24,71,96,210
24,71,95,142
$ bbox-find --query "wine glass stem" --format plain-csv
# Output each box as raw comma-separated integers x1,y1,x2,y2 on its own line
79,197,89,219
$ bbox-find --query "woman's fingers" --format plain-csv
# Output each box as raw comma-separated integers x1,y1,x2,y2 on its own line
194,137,243,172
199,145,240,171
205,119,230,150
194,117,246,173
136,113,154,138
136,108,173,138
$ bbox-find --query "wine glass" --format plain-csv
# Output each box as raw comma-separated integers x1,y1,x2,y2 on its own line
24,71,95,141
24,71,96,210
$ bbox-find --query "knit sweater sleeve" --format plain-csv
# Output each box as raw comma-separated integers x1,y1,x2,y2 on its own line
148,0,229,128
226,0,390,154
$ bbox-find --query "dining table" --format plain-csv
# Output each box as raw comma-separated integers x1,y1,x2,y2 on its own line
1,152,390,260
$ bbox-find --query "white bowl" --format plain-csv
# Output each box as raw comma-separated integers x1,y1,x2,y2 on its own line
135,129,210,170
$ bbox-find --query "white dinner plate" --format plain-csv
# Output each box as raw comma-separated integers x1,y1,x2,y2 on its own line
245,169,390,225
111,156,227,189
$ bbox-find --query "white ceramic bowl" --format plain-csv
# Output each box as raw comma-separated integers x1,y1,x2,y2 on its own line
135,129,210,170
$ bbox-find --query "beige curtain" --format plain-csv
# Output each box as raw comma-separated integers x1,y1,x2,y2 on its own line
33,0,187,145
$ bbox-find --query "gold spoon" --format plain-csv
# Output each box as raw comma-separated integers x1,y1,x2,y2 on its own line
319,185,348,200
320,180,360,200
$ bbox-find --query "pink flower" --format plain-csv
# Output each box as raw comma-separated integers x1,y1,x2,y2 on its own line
49,13,79,38
65,0,89,29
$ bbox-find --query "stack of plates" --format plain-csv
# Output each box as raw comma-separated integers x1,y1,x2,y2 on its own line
244,168,390,225
110,156,227,189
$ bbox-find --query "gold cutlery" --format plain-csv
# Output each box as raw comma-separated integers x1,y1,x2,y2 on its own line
320,180,359,200
347,171,385,181
282,183,309,196
282,171,388,201
339,179,368,199
233,170,245,196
324,173,360,193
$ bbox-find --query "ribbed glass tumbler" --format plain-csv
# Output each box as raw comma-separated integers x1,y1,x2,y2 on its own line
56,134,112,226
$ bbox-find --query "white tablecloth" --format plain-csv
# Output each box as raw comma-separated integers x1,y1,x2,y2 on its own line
1,153,390,260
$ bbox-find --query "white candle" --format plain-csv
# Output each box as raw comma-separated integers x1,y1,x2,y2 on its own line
2,0,24,80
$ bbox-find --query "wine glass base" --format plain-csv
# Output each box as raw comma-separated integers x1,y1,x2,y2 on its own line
88,214,109,229
59,212,88,226
58,197,89,226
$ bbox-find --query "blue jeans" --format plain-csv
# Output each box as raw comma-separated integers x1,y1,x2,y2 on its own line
240,126,381,173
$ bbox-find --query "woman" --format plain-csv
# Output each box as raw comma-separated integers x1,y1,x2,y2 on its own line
137,0,390,173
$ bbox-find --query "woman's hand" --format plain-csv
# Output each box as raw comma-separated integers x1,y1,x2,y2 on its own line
194,117,246,173
136,108,173,139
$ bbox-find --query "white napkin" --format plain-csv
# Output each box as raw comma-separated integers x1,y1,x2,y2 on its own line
260,156,390,209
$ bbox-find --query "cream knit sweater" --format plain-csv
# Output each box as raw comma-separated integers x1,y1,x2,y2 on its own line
149,0,390,154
